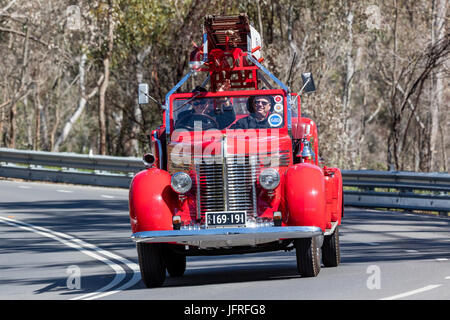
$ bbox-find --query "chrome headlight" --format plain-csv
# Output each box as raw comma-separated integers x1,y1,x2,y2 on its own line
171,172,192,194
259,168,280,190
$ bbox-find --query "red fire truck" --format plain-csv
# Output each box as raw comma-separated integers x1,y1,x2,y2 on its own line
130,14,343,288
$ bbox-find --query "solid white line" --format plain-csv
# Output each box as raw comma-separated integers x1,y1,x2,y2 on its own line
27,220,140,300
70,238,141,300
56,190,73,193
0,217,125,298
436,258,448,262
380,284,442,300
0,217,139,300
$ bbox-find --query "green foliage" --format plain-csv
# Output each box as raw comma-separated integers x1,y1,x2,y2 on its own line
115,0,178,55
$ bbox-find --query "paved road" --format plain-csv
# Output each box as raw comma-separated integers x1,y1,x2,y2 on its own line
0,179,449,300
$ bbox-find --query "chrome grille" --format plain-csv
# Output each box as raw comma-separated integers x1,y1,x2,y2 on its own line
226,156,258,216
195,156,258,219
196,161,224,216
195,152,290,220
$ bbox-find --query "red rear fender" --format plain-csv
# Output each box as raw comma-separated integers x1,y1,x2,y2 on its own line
328,168,343,224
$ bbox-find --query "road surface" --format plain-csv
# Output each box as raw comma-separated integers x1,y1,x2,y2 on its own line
0,179,449,301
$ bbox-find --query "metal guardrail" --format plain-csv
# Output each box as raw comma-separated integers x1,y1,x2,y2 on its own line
0,148,143,188
0,148,448,215
343,170,449,216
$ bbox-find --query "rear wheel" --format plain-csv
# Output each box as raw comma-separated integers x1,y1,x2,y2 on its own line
295,236,321,277
322,226,340,267
164,245,186,277
137,243,166,288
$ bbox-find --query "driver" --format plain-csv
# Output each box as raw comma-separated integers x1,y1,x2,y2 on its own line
177,97,212,119
175,86,235,130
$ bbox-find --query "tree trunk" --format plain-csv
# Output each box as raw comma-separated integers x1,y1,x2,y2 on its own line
342,4,354,168
390,1,400,170
125,45,152,155
33,86,41,150
342,7,354,129
8,101,17,149
0,102,4,147
98,3,115,155
430,0,447,171
9,23,29,149
257,0,264,46
53,53,102,152
98,61,109,155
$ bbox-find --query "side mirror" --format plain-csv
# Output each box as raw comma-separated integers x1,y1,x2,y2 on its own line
300,72,316,94
138,83,149,104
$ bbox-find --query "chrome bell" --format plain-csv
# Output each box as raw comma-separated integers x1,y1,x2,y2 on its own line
301,140,315,158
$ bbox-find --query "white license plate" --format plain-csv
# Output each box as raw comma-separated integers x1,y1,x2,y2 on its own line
205,211,246,228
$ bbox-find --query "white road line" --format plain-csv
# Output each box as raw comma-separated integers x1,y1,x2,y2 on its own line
380,284,442,300
28,222,141,300
0,216,140,300
56,190,73,193
436,258,448,262
70,238,140,300
0,217,125,299
405,250,419,253
101,195,115,199
18,186,31,189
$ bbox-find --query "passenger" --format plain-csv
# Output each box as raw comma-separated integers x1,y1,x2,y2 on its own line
231,95,276,129
214,79,236,128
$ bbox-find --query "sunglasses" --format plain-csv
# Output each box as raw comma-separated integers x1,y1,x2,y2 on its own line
254,100,269,106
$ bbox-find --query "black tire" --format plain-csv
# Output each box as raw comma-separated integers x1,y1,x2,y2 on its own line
137,243,166,288
295,236,321,277
322,226,340,267
163,245,186,277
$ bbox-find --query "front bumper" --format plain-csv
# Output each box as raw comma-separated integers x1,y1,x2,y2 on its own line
131,226,323,244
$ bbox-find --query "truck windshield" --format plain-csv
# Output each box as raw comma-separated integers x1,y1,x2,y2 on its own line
173,95,285,131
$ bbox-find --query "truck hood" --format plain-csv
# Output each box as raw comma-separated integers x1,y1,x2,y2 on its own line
167,129,292,173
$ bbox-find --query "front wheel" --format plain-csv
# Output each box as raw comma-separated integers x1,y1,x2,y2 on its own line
137,243,166,288
295,236,321,277
164,245,186,277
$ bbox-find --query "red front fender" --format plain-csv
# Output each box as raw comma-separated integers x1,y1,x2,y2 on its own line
129,168,177,234
284,163,326,231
